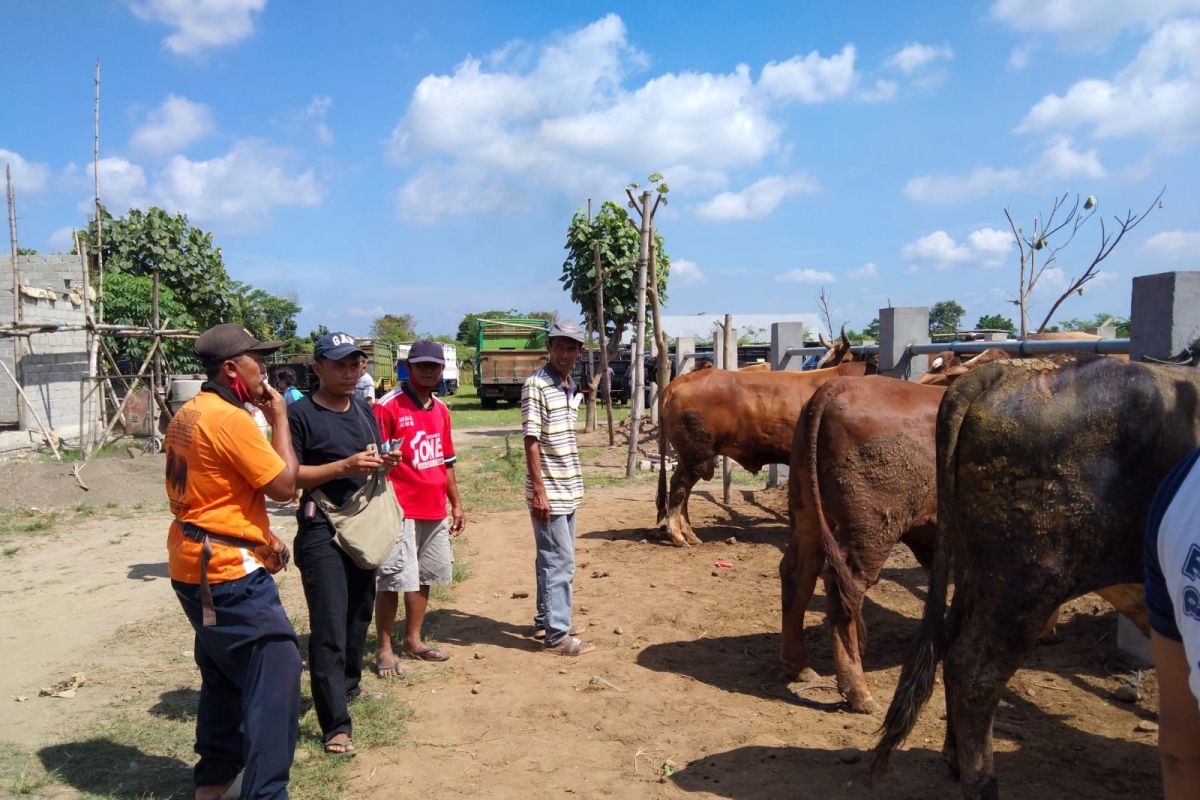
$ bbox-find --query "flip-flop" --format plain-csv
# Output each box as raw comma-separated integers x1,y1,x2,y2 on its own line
544,636,596,657
531,624,587,640
405,646,450,662
375,656,405,679
323,737,357,757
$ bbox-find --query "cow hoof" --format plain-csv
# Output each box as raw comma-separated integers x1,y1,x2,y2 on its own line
845,690,877,714
795,667,821,683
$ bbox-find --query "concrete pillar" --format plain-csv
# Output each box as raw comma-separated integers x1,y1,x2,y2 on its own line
722,315,736,503
768,321,806,488
1130,271,1200,361
879,306,930,381
676,335,696,376
712,324,725,369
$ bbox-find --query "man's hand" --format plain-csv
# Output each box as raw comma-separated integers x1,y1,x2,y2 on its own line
450,504,466,535
342,450,384,476
258,382,288,424
255,529,291,574
381,450,403,470
529,486,551,523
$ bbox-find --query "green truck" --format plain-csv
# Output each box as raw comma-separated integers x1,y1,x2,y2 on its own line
474,317,549,408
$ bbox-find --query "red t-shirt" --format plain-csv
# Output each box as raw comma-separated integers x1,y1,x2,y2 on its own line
373,389,456,520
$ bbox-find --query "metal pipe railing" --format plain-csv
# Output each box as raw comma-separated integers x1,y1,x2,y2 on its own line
779,338,1132,369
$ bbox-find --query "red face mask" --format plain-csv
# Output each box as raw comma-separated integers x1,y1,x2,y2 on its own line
229,371,256,405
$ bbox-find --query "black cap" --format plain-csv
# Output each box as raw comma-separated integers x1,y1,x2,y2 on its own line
407,339,445,364
194,323,282,366
315,332,367,361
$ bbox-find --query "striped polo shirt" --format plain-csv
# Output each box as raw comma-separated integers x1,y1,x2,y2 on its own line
522,365,584,514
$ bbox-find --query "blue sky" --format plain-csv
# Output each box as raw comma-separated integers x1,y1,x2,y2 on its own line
2,0,1198,339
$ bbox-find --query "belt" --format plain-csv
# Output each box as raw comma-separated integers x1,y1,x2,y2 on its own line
177,521,261,627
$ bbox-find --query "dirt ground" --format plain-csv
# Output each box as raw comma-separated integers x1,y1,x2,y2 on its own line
0,439,1161,799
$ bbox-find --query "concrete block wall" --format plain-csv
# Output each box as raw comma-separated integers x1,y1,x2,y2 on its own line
0,254,95,439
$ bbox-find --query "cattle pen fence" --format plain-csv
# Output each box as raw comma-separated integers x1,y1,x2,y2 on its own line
779,336,1134,368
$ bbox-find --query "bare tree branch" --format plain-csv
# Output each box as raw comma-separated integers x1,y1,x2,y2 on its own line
816,287,835,342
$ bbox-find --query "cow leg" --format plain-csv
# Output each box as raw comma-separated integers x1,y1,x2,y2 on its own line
779,530,822,682
946,578,1055,800
680,483,702,546
665,467,698,547
823,563,881,713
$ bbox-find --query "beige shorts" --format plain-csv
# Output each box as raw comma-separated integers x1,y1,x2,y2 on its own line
376,517,452,593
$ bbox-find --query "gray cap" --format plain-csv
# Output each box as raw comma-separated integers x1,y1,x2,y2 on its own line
547,319,585,344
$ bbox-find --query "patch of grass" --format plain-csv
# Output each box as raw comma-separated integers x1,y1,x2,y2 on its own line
455,435,529,512
0,500,168,542
446,383,630,430
429,540,471,603
38,441,132,464
2,545,20,557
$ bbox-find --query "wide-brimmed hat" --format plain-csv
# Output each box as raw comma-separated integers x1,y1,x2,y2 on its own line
194,323,282,366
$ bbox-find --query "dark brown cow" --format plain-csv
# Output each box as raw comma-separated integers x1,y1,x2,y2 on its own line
874,357,1200,800
655,361,868,546
781,376,944,712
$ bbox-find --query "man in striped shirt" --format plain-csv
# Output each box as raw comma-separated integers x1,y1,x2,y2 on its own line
522,320,595,656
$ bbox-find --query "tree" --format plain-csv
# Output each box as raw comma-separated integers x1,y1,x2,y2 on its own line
976,314,1016,333
561,200,669,360
929,300,966,335
16,247,38,255
1004,189,1162,336
228,281,304,352
1059,312,1130,338
102,272,197,371
863,318,880,340
369,314,416,344
307,324,330,346
456,310,516,344
80,206,233,330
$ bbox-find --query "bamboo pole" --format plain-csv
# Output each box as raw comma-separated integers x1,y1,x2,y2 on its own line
593,222,613,446
150,270,160,438
7,165,23,426
0,360,62,462
75,230,98,458
93,59,103,325
93,338,161,449
625,190,652,478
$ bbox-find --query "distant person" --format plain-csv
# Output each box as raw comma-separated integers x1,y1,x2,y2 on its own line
276,367,304,405
372,340,466,676
288,332,400,757
521,320,594,656
1146,447,1200,798
165,323,300,800
355,365,376,406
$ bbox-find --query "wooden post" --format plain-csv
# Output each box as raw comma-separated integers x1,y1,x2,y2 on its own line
6,165,22,426
75,231,98,457
722,314,735,504
625,189,652,478
0,361,62,462
593,225,614,446
93,59,104,326
151,269,160,438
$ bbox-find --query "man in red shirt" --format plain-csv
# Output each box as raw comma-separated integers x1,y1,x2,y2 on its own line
373,340,466,674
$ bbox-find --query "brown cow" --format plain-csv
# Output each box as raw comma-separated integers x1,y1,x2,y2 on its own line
874,357,1200,799
916,348,1011,387
655,361,868,546
781,376,944,712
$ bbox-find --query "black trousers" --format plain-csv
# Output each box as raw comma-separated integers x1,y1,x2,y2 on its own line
294,518,376,742
173,569,301,799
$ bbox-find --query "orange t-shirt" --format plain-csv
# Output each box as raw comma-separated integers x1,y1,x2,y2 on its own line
165,390,285,584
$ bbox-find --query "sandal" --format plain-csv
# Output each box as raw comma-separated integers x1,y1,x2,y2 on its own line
544,636,596,656
404,646,450,662
324,735,357,757
531,624,586,641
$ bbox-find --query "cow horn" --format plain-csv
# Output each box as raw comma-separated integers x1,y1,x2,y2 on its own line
818,332,832,349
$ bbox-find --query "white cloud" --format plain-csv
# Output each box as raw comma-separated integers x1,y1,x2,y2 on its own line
990,0,1200,47
775,268,836,284
905,166,1022,203
671,258,706,286
1143,230,1200,259
387,15,865,223
905,136,1103,203
0,149,50,194
902,231,973,270
858,79,899,103
128,0,268,56
396,165,528,224
846,262,878,279
79,157,149,213
153,140,321,231
694,174,819,222
885,42,954,74
904,228,1016,271
347,306,386,318
1017,19,1200,145
305,96,334,145
130,95,215,156
758,44,858,103
47,226,78,253
1008,43,1036,70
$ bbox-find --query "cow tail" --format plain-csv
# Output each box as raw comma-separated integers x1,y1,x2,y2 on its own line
873,366,1001,778
805,382,866,650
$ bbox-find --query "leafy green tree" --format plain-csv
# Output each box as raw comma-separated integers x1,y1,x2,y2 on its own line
16,247,38,255
928,300,966,335
307,324,330,347
862,318,880,340
80,206,233,330
561,200,669,358
228,281,302,347
1059,312,1130,338
369,314,416,344
976,314,1016,333
102,272,198,371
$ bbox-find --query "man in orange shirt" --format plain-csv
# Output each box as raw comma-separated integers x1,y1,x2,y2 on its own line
166,323,300,800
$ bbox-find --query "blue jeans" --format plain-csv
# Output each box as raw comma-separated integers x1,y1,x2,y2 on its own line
531,512,576,647
173,569,301,799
